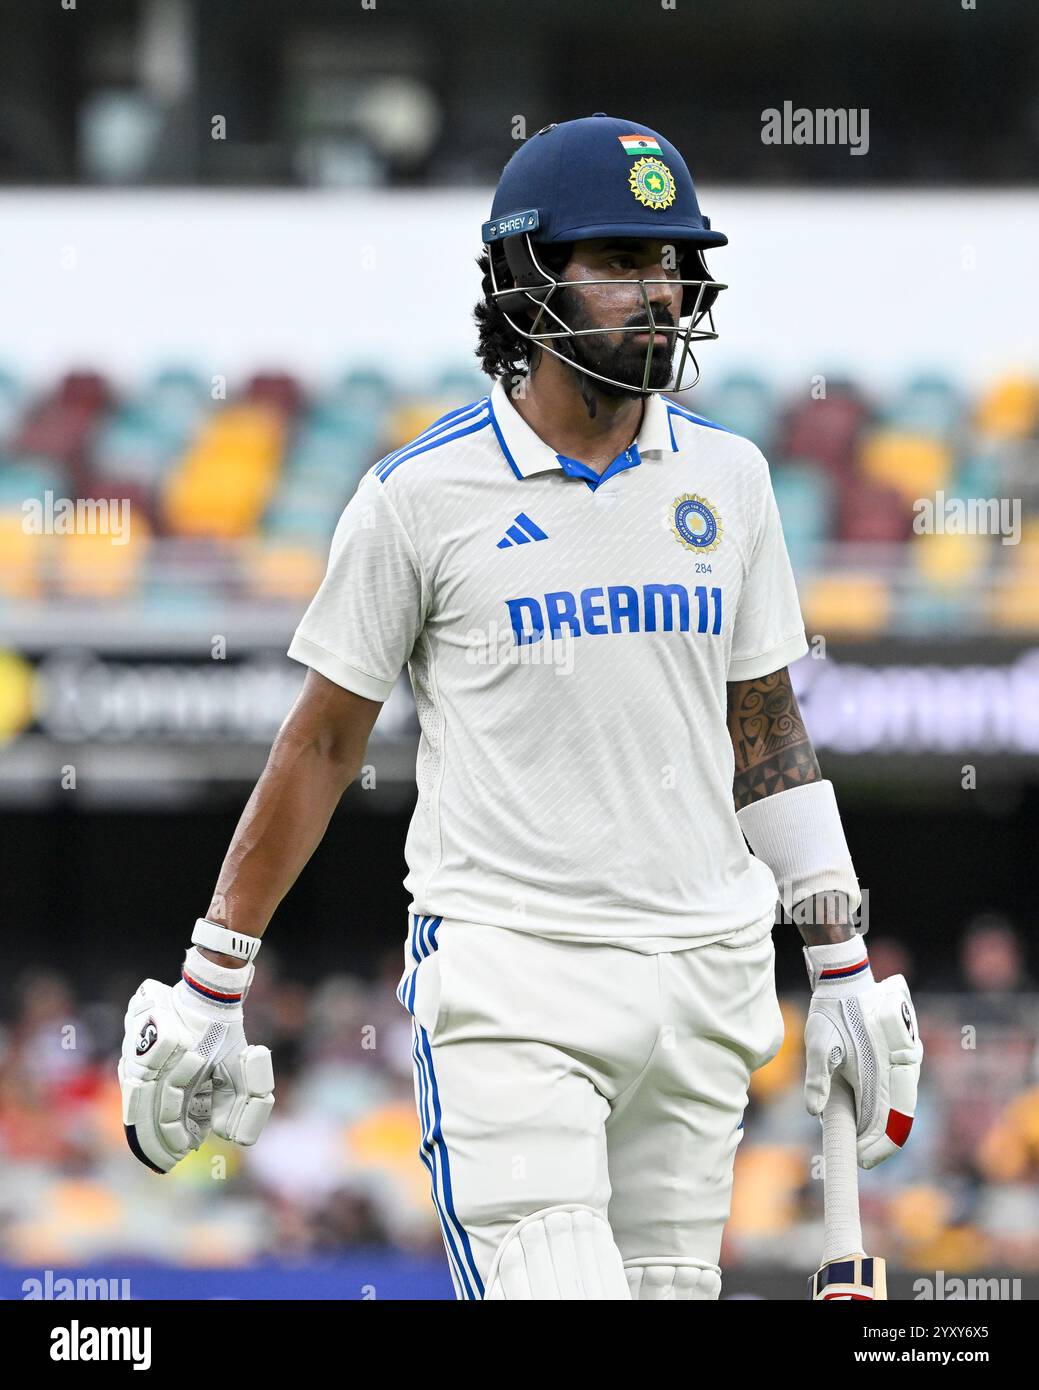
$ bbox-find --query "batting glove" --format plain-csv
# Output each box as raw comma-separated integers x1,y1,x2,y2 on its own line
119,946,274,1174
803,941,923,1169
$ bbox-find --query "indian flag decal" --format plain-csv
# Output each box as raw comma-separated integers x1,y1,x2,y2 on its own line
619,134,662,157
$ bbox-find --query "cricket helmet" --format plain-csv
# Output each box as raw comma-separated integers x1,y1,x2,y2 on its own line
482,113,728,393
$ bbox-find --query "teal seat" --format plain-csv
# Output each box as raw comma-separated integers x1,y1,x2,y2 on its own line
139,584,226,614
138,368,210,439
332,368,396,417
282,417,374,494
885,373,962,437
896,586,979,637
951,448,1009,500
0,459,68,505
93,409,182,483
698,371,774,451
432,365,486,405
308,399,382,446
772,461,834,570
264,507,339,546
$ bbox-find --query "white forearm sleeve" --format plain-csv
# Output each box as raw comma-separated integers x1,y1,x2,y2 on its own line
735,780,861,917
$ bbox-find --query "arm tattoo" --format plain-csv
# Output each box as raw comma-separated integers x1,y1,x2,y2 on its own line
727,668,821,811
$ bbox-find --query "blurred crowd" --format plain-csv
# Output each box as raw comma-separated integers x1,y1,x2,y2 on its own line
1,915,1036,1275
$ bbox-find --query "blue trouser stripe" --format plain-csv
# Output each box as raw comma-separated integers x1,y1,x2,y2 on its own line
411,1022,471,1299
416,1020,483,1299
401,913,481,1299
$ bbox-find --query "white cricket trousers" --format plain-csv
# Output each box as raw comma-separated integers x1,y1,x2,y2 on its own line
397,913,784,1300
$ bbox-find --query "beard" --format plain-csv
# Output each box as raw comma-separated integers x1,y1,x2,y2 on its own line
547,286,676,397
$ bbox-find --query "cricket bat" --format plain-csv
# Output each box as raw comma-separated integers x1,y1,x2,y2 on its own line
808,1073,887,1300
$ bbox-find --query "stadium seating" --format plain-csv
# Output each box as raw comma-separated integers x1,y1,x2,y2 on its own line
0,367,1034,631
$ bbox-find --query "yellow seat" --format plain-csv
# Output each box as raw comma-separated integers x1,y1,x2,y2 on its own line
728,1145,806,1237
1010,517,1039,573
977,1086,1039,1183
859,430,952,504
383,401,447,451
163,405,285,538
0,510,42,597
243,542,326,599
988,575,1039,632
802,574,891,636
911,530,988,590
750,999,804,1101
52,518,150,598
974,375,1039,440
346,1101,433,1209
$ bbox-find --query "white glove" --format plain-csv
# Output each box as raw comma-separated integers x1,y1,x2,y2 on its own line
119,946,274,1174
803,941,923,1169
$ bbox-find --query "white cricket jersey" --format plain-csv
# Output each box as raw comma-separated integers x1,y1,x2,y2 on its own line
288,378,808,950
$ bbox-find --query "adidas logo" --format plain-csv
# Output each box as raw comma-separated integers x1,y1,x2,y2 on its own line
496,512,549,548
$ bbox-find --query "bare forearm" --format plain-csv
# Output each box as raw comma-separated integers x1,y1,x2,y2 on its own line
792,891,856,946
726,668,821,811
199,672,379,966
205,735,353,936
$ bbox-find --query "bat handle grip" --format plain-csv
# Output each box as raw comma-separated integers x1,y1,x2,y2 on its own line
821,1073,863,1264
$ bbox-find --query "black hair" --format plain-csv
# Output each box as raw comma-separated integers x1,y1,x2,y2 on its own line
473,241,572,382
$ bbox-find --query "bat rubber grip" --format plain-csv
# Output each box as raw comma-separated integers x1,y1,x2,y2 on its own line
821,1074,863,1263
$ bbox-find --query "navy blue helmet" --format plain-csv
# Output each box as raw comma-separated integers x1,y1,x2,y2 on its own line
483,114,727,393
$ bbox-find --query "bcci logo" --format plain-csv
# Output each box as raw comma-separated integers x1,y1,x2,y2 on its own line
671,494,722,553
628,157,676,210
136,1019,158,1055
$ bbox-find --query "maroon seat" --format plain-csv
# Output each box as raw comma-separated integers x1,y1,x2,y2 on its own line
243,372,306,417
56,371,113,413
779,391,870,477
837,475,911,544
14,404,95,460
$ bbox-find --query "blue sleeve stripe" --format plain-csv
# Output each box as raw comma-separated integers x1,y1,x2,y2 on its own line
377,408,491,482
665,402,734,444
377,397,488,471
374,398,489,480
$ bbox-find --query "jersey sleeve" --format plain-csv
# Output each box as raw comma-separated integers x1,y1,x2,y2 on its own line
287,474,427,701
727,457,809,682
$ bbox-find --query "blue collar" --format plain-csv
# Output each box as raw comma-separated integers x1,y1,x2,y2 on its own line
554,446,642,491
489,378,672,481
